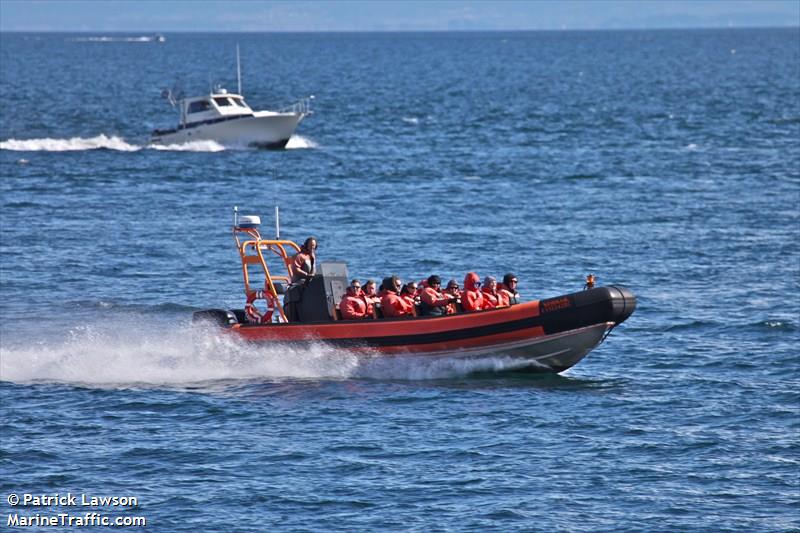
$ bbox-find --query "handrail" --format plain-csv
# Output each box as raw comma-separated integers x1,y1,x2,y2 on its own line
279,96,314,115
234,226,302,323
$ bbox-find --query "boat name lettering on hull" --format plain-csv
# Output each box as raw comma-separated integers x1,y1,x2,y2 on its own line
541,297,571,313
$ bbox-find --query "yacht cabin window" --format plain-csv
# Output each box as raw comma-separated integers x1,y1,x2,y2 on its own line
213,97,233,107
187,100,212,114
233,98,248,108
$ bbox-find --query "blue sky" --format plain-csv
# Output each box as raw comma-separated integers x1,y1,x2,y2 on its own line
1,0,798,32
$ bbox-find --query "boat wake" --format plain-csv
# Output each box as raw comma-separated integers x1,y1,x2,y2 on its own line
285,135,318,149
0,319,539,389
1,134,317,152
1,135,141,152
67,36,164,43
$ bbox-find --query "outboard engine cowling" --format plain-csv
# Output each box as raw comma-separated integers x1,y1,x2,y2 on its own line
192,309,238,328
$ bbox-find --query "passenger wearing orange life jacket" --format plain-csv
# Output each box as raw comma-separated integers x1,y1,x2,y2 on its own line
481,276,502,309
420,275,455,317
415,279,428,298
498,273,520,305
377,279,391,298
461,272,485,312
401,282,419,310
380,275,414,318
339,281,368,320
443,279,462,314
495,284,511,307
361,279,381,316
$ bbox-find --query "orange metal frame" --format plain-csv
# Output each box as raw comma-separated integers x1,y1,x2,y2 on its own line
233,225,300,323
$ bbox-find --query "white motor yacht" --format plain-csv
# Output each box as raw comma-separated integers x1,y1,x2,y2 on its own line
151,89,311,149
151,47,312,149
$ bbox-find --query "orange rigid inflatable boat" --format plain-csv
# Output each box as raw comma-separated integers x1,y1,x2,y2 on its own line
193,212,636,373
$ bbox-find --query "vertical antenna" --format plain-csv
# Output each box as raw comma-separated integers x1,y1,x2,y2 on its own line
233,206,239,228
273,169,280,239
236,44,242,95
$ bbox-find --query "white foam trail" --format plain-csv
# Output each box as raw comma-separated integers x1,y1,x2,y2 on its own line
355,354,545,380
0,317,537,388
68,36,160,43
0,135,139,152
0,320,358,387
402,117,420,125
2,135,311,153
285,135,318,149
147,140,226,152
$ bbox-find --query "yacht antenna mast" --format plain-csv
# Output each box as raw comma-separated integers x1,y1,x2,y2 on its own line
236,44,242,95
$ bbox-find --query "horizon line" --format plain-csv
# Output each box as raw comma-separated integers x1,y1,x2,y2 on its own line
2,25,799,34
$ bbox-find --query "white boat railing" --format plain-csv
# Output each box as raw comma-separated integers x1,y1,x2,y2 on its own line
280,96,314,115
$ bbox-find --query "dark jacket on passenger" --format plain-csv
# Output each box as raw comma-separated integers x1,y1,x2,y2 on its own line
420,286,450,316
498,283,518,305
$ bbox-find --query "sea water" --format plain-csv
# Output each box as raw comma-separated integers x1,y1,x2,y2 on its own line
1,30,798,531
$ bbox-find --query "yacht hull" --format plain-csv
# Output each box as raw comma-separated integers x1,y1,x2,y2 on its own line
151,112,304,149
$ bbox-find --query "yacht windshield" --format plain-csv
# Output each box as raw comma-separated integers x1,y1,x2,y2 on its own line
187,100,212,114
213,97,233,107
233,98,248,108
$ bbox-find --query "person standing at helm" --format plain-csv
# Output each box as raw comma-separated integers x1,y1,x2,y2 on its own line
462,272,485,312
291,237,317,284
284,237,318,322
380,275,414,318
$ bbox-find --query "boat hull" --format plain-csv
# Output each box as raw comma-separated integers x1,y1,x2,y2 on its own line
151,112,305,148
195,286,637,374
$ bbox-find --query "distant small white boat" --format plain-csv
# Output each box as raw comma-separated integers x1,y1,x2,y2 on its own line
151,47,312,149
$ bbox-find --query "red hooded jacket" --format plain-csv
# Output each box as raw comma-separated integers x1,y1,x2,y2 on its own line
462,272,485,312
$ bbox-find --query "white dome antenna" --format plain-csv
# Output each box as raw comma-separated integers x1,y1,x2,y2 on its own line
233,206,261,229
237,215,261,229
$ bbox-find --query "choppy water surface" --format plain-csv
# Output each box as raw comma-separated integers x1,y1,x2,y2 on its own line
1,30,799,531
